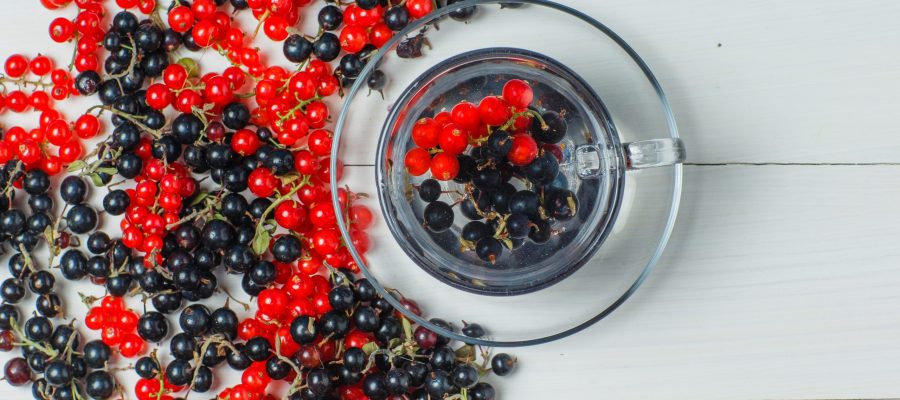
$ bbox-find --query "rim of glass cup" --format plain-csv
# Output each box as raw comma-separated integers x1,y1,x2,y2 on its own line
329,0,684,347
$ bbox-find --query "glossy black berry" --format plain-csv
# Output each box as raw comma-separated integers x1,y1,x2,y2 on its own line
137,311,168,342
272,235,302,262
318,5,343,30
75,70,101,95
352,305,379,333
491,353,516,376
113,11,138,33
59,249,88,280
452,364,479,388
66,204,98,234
169,333,197,360
524,152,560,185
447,0,478,21
102,189,130,215
509,190,539,216
343,347,367,373
320,310,350,338
179,304,211,336
44,360,73,387
544,189,577,221
470,382,497,400
60,176,88,205
0,279,24,304
23,170,50,195
223,102,250,130
210,307,238,340
328,286,356,311
243,337,271,362
424,201,454,232
354,278,377,302
313,33,341,62
265,357,291,380
425,370,452,397
385,6,410,30
135,356,159,379
201,219,236,251
85,370,115,399
165,359,193,386
363,371,388,399
28,270,54,295
0,304,18,330
226,343,252,370
532,111,567,144
528,219,552,243
83,340,111,369
283,34,313,63
23,316,52,342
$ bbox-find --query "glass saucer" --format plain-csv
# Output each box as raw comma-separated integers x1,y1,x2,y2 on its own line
330,0,684,347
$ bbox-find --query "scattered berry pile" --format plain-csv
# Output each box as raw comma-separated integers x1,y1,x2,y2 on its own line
0,0,520,399
405,79,578,264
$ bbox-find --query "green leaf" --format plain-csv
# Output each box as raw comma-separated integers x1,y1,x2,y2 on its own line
177,57,199,78
190,191,210,206
95,167,119,175
455,344,476,362
66,160,87,172
361,342,379,355
88,173,104,187
401,317,413,341
252,229,270,255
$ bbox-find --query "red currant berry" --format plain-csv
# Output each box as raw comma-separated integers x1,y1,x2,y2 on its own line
168,5,194,33
430,152,460,181
4,55,28,78
404,147,431,176
438,123,468,155
145,83,173,110
74,114,100,139
502,79,534,110
451,101,482,131
248,167,279,198
478,96,512,126
411,117,441,148
232,129,261,156
29,55,53,76
507,133,539,166
407,0,434,18
163,64,188,89
339,25,368,53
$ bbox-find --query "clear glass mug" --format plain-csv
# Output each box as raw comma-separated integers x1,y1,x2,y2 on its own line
332,0,686,346
377,47,685,295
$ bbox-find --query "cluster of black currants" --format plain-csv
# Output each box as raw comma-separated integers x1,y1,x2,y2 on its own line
0,166,118,399
133,303,241,395
75,10,177,122
3,315,118,400
420,110,579,264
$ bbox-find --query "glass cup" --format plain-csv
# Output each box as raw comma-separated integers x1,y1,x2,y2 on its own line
332,0,685,346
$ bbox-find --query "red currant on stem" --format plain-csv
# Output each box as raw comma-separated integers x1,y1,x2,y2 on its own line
430,152,460,181
404,147,431,176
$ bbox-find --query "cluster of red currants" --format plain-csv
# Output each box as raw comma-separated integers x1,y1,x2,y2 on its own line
119,159,198,261
405,79,538,180
0,54,96,175
84,296,145,358
0,0,522,399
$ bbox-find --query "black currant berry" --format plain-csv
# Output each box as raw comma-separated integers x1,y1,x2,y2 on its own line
283,34,313,63
491,353,516,376
424,201,454,232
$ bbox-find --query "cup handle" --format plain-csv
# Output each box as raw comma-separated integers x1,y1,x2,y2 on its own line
624,138,686,170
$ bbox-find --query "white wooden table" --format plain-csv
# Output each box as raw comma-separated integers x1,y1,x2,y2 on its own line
3,0,900,399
